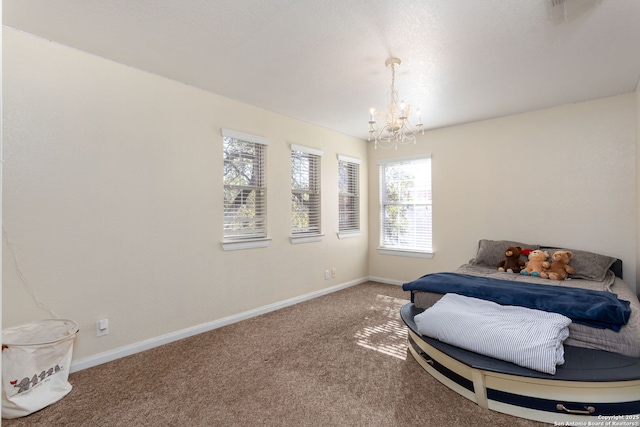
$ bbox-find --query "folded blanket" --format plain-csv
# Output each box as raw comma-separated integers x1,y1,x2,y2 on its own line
403,272,631,331
414,293,571,374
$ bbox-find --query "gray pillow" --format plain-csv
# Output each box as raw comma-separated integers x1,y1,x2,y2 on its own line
470,239,540,268
541,248,615,282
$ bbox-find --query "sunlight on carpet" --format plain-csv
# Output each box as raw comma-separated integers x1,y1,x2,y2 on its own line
355,294,410,360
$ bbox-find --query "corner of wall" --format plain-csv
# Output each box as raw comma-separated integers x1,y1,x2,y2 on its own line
635,76,640,296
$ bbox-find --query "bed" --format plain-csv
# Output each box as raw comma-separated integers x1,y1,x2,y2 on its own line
400,239,640,424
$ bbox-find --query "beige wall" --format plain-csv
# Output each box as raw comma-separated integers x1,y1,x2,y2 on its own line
368,94,637,293
2,28,369,364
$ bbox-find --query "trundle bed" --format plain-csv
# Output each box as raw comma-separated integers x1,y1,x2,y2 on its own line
400,239,640,424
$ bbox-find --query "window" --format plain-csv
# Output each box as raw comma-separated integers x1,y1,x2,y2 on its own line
291,144,323,243
222,129,269,250
378,155,432,257
338,155,361,238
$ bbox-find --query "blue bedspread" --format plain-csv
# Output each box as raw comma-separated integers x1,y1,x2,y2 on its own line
402,272,631,331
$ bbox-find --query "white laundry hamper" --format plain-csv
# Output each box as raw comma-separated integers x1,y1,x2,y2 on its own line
2,319,79,419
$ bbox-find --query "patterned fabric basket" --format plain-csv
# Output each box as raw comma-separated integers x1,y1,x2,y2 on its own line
2,319,78,419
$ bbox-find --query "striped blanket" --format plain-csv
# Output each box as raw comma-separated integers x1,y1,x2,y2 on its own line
413,293,571,374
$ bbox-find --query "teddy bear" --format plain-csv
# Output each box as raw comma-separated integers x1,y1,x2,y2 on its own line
520,249,550,278
497,246,525,273
544,250,575,280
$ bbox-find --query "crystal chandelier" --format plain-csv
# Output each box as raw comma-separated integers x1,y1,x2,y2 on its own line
368,58,424,149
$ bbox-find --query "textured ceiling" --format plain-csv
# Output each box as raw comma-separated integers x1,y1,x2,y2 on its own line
4,0,640,141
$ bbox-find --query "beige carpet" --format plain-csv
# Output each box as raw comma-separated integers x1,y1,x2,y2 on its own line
3,282,545,426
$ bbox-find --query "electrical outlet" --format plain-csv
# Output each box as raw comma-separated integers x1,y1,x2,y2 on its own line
331,268,336,278
96,319,109,337
324,270,330,280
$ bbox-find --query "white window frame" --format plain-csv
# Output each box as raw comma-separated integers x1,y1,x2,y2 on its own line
221,128,270,251
337,154,361,239
290,144,323,244
378,155,433,258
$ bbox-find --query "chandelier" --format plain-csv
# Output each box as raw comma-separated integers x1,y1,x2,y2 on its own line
368,58,424,149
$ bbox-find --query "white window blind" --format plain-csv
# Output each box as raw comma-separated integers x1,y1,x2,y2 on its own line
379,156,432,253
291,144,322,236
222,129,268,240
338,155,360,233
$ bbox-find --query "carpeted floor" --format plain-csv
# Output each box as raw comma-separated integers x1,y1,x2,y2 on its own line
2,282,546,426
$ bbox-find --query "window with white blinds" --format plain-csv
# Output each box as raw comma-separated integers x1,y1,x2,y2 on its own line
291,144,322,239
338,155,360,235
378,155,432,255
222,129,268,243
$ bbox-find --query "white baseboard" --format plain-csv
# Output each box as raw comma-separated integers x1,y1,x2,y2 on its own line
70,277,368,373
367,276,405,286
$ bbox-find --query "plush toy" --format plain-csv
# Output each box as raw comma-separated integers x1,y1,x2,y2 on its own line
497,246,525,273
544,250,575,281
520,249,550,278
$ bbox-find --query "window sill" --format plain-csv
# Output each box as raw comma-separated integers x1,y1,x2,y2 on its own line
377,248,434,259
337,231,361,240
290,234,324,244
221,238,271,251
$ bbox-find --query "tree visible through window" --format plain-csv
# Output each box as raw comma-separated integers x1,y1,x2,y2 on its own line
291,144,322,236
379,156,432,252
223,130,267,240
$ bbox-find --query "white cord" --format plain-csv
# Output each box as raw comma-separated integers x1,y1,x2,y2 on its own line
3,225,60,318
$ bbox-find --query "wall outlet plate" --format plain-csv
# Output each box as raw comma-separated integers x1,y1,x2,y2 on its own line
96,319,109,337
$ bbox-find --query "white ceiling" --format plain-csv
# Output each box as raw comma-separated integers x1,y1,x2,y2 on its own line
4,0,640,141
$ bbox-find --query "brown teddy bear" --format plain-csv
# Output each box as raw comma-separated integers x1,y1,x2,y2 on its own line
498,246,525,274
544,250,575,280
520,249,550,278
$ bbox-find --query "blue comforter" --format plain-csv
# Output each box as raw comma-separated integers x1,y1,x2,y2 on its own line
402,272,631,331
